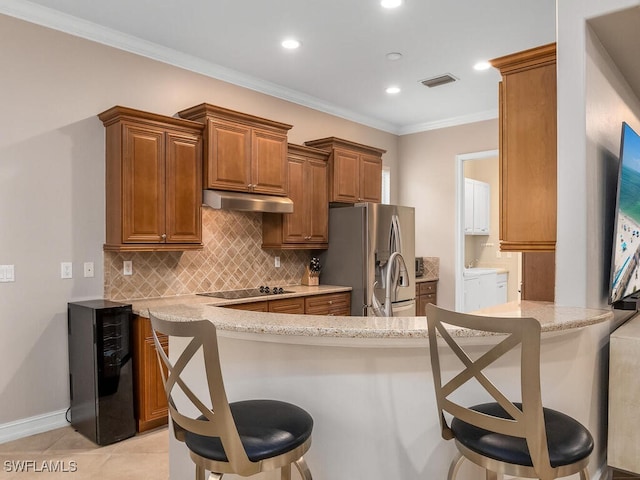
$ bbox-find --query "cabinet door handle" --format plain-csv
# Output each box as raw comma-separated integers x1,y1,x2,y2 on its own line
328,300,333,305
161,233,167,240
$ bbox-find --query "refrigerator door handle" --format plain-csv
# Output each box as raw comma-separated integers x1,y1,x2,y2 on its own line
390,214,403,254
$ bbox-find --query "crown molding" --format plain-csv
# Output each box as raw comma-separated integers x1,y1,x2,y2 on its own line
0,0,496,136
398,109,498,136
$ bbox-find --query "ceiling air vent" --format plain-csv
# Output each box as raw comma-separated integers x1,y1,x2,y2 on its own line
420,74,458,88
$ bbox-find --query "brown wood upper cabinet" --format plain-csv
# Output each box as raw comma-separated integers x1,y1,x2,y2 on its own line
178,104,292,196
99,106,204,252
490,43,557,252
262,144,330,249
304,137,385,204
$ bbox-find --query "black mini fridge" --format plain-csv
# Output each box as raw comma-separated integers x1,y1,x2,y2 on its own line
68,300,136,445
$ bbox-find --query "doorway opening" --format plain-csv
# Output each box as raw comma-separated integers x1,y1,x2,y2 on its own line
454,150,521,311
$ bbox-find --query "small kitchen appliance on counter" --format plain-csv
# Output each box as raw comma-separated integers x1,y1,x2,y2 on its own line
415,257,424,277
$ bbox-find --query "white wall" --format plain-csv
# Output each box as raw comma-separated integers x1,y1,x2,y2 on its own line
0,14,397,433
584,23,640,307
556,0,640,307
398,120,498,309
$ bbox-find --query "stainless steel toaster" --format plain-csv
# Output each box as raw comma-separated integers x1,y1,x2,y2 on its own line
415,257,424,277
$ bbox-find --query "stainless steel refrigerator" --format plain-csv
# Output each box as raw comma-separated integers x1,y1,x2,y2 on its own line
320,203,415,316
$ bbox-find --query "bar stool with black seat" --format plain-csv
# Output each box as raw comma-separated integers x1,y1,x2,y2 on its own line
426,304,593,480
149,313,313,480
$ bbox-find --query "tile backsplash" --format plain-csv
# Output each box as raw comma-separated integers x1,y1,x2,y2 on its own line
105,208,311,300
421,256,440,280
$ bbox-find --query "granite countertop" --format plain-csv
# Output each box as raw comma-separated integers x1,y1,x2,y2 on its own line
126,284,352,317
148,300,613,347
415,276,438,283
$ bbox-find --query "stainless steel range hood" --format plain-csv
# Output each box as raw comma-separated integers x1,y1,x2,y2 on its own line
203,190,294,214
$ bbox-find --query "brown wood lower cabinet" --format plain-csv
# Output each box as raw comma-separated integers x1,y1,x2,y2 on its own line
226,292,350,316
416,280,438,316
521,252,555,301
305,293,351,316
133,315,168,432
268,297,305,314
226,301,268,312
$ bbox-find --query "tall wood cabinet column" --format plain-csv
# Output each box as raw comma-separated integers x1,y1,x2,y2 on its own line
490,43,557,252
491,43,557,301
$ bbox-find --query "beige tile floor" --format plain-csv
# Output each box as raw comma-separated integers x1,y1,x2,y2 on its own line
0,425,637,480
0,426,168,480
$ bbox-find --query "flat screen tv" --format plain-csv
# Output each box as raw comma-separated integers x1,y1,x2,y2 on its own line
610,122,640,307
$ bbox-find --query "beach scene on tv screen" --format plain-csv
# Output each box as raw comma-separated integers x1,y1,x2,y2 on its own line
612,123,640,303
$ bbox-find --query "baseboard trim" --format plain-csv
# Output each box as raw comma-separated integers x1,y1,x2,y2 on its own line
0,409,69,444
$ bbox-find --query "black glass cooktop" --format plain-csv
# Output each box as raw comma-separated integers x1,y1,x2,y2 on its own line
197,286,293,300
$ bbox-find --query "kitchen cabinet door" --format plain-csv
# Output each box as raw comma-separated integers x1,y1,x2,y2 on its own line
268,297,305,314
206,119,252,191
225,301,269,312
304,137,385,204
521,251,555,301
251,128,288,195
415,281,438,315
100,106,204,252
133,315,168,432
305,154,329,243
473,180,490,234
121,124,166,244
360,153,383,203
281,155,307,244
491,43,556,252
165,131,202,244
464,178,490,235
262,144,329,249
332,148,360,203
304,292,351,316
178,103,292,195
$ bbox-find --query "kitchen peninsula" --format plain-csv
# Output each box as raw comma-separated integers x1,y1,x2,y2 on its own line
143,300,615,480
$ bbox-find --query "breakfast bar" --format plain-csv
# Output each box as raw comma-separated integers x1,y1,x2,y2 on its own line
140,299,616,480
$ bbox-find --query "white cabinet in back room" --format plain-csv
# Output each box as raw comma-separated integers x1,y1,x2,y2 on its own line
464,178,490,235
463,269,509,312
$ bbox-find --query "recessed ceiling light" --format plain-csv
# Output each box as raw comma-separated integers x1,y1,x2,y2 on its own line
386,52,403,61
281,38,301,50
381,0,403,8
473,61,491,71
386,86,401,94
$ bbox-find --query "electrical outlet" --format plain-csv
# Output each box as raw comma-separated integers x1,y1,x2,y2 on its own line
123,260,133,276
84,262,94,278
274,256,281,268
61,262,73,279
496,251,502,258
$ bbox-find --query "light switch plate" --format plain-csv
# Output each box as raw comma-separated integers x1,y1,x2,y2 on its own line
61,262,72,279
0,265,15,282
